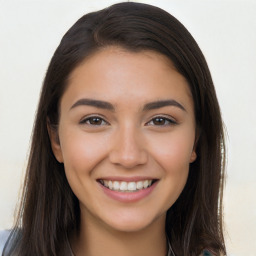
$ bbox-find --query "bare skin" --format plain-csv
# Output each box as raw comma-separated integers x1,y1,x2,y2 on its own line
49,47,197,256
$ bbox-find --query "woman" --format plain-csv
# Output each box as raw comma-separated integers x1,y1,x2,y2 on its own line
2,2,226,256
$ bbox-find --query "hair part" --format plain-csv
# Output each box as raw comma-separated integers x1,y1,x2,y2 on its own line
4,2,226,256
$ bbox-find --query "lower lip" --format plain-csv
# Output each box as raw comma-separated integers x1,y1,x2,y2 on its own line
99,181,158,203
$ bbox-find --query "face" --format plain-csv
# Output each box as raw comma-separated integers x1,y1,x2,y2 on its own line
50,47,197,233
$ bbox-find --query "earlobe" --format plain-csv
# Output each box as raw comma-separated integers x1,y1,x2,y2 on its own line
190,150,197,163
47,121,64,163
190,129,200,163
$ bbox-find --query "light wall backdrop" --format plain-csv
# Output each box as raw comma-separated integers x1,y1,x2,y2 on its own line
0,1,255,255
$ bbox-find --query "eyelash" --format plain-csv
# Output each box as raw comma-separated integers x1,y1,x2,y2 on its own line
79,116,109,126
79,115,177,127
146,116,177,126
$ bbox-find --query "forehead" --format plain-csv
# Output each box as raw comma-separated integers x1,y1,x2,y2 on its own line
62,47,193,111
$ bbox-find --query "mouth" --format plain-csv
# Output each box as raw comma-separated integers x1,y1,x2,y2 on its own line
98,179,157,192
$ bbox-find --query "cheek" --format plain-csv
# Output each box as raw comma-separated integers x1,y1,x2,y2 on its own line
59,128,109,176
149,131,195,172
59,129,111,201
150,132,194,207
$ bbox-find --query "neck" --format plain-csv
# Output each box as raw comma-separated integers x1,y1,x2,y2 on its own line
71,211,167,256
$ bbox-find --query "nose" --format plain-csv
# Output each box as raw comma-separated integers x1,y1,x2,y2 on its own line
109,125,148,169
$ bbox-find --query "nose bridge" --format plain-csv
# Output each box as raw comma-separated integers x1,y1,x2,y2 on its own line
109,122,148,168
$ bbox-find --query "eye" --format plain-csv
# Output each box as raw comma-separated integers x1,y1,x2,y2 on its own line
146,116,177,126
80,116,109,126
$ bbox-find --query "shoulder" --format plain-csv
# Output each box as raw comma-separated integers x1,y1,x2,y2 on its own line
0,230,11,254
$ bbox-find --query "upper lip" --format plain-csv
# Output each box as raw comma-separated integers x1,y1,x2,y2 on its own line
97,176,158,182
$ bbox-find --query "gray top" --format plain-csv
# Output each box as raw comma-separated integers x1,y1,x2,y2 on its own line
0,230,11,255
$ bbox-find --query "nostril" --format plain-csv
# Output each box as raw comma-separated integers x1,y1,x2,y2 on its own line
109,150,148,168
108,129,148,167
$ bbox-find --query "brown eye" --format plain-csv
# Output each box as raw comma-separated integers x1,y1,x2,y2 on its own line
80,116,108,126
89,117,103,125
147,116,177,126
152,117,166,125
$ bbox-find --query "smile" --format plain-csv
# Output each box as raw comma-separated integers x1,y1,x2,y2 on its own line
99,179,155,192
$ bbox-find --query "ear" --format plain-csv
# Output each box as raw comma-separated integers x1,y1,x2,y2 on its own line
190,126,200,163
47,120,64,163
190,149,197,163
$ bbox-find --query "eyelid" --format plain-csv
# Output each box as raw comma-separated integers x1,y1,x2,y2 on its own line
145,115,178,126
79,114,110,126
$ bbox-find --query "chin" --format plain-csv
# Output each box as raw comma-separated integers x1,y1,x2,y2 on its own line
102,210,166,233
111,221,149,233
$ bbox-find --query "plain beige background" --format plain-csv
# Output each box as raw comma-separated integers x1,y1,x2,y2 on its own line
0,1,256,255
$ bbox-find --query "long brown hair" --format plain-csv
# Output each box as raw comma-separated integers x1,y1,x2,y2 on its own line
4,2,226,255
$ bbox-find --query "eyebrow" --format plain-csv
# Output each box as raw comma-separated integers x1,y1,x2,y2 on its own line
142,99,186,112
70,98,115,111
70,98,186,112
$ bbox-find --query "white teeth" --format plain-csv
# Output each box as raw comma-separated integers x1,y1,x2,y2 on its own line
100,179,154,192
136,181,143,190
108,181,113,189
143,180,149,188
120,181,127,191
127,182,136,191
113,181,120,190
